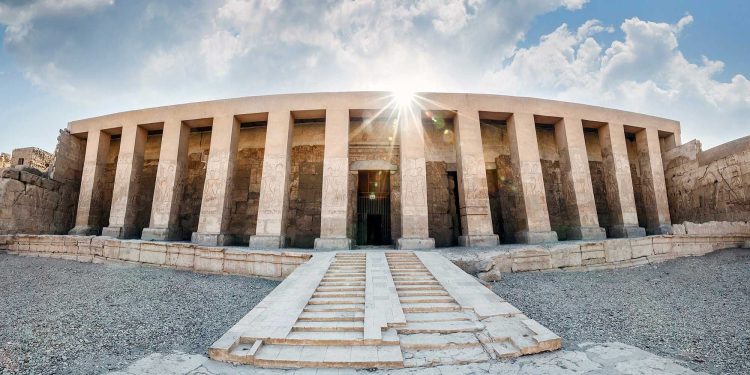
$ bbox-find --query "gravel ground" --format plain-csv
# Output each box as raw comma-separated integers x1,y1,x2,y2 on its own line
493,248,750,375
0,254,279,375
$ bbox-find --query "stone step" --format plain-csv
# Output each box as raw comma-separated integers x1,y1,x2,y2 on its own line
298,311,365,322
395,281,441,286
399,332,482,350
313,291,365,298
319,281,366,287
253,344,403,368
396,285,443,291
398,321,484,334
403,346,490,367
309,297,365,305
325,273,365,277
404,312,472,322
304,304,365,312
399,296,455,304
292,321,364,332
401,303,461,313
397,290,449,297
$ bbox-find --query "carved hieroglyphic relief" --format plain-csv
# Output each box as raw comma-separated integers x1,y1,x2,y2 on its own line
402,158,427,207
75,160,98,225
258,155,286,217
152,160,177,226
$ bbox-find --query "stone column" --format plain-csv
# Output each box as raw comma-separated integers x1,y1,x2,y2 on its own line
191,115,239,246
636,127,672,234
598,123,646,238
314,108,353,250
69,130,111,235
454,110,499,246
397,105,435,249
102,124,147,239
142,120,189,241
554,118,606,240
507,113,558,244
249,110,294,249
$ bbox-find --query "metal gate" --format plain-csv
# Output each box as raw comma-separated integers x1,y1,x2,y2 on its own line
355,171,391,246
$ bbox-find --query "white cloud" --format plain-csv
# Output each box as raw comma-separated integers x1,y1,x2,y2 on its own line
488,14,750,147
0,0,113,44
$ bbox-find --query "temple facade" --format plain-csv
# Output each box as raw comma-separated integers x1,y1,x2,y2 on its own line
66,92,679,250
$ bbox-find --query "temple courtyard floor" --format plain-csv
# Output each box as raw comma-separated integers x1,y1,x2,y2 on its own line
0,248,747,375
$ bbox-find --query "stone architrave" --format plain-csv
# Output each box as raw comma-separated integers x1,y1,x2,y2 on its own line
554,118,606,240
454,109,499,246
102,124,147,239
507,113,558,244
191,115,240,246
142,120,189,241
397,105,435,249
314,108,353,250
249,110,294,249
69,130,111,235
636,127,672,234
598,123,646,238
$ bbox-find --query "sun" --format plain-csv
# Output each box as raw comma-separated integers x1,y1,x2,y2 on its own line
393,89,415,107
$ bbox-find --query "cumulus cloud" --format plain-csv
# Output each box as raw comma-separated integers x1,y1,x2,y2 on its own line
488,15,750,147
0,0,113,43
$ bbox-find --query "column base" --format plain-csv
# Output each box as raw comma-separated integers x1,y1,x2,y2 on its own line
101,226,140,239
191,232,233,246
68,226,101,236
248,235,286,249
142,227,181,241
567,226,606,241
396,238,435,250
458,234,499,247
515,230,558,244
608,225,646,238
647,224,673,235
314,237,353,250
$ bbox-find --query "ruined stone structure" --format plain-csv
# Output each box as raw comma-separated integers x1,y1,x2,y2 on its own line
10,147,54,172
59,92,683,249
0,153,10,168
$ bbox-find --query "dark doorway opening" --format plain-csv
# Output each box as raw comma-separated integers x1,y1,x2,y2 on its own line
356,171,391,246
447,171,462,245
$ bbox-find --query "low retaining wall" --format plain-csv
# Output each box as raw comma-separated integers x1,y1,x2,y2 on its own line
0,235,311,280
443,221,750,281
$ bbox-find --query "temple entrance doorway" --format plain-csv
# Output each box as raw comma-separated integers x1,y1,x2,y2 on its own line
356,170,391,246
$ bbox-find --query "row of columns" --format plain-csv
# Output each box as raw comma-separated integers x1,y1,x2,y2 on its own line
70,109,673,248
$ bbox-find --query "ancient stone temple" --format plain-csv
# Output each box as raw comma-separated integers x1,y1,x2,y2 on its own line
64,92,679,249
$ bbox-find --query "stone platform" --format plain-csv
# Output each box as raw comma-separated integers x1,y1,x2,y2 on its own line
208,251,560,369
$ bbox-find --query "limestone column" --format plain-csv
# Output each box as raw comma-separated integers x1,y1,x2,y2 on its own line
69,130,111,235
142,120,189,241
454,110,499,246
397,105,435,249
102,124,147,239
507,113,558,244
314,108,353,250
636,128,672,234
191,115,239,246
554,118,606,240
249,110,294,249
598,123,646,237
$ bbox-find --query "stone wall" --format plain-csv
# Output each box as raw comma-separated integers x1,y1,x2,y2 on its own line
286,145,324,248
0,235,310,280
10,147,54,172
426,161,459,247
0,130,84,234
664,137,750,223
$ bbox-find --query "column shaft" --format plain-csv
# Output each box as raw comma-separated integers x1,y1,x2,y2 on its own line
69,130,111,235
507,113,558,243
598,123,646,238
636,128,672,234
397,105,434,249
102,125,147,239
249,110,294,249
143,120,190,241
554,118,606,240
454,110,498,246
315,108,353,250
191,115,239,246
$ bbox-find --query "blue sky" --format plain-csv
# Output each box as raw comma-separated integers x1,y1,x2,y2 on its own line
0,0,748,153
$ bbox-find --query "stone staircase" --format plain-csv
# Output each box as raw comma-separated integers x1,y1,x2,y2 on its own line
209,251,562,369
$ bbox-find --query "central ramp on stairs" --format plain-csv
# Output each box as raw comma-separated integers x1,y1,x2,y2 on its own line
209,251,561,369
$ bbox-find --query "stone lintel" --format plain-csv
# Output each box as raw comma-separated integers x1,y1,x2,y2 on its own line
191,232,233,246
458,234,499,247
609,225,646,238
515,230,558,244
141,227,182,242
249,235,287,249
313,237,353,250
396,237,435,250
101,226,141,239
567,226,607,241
